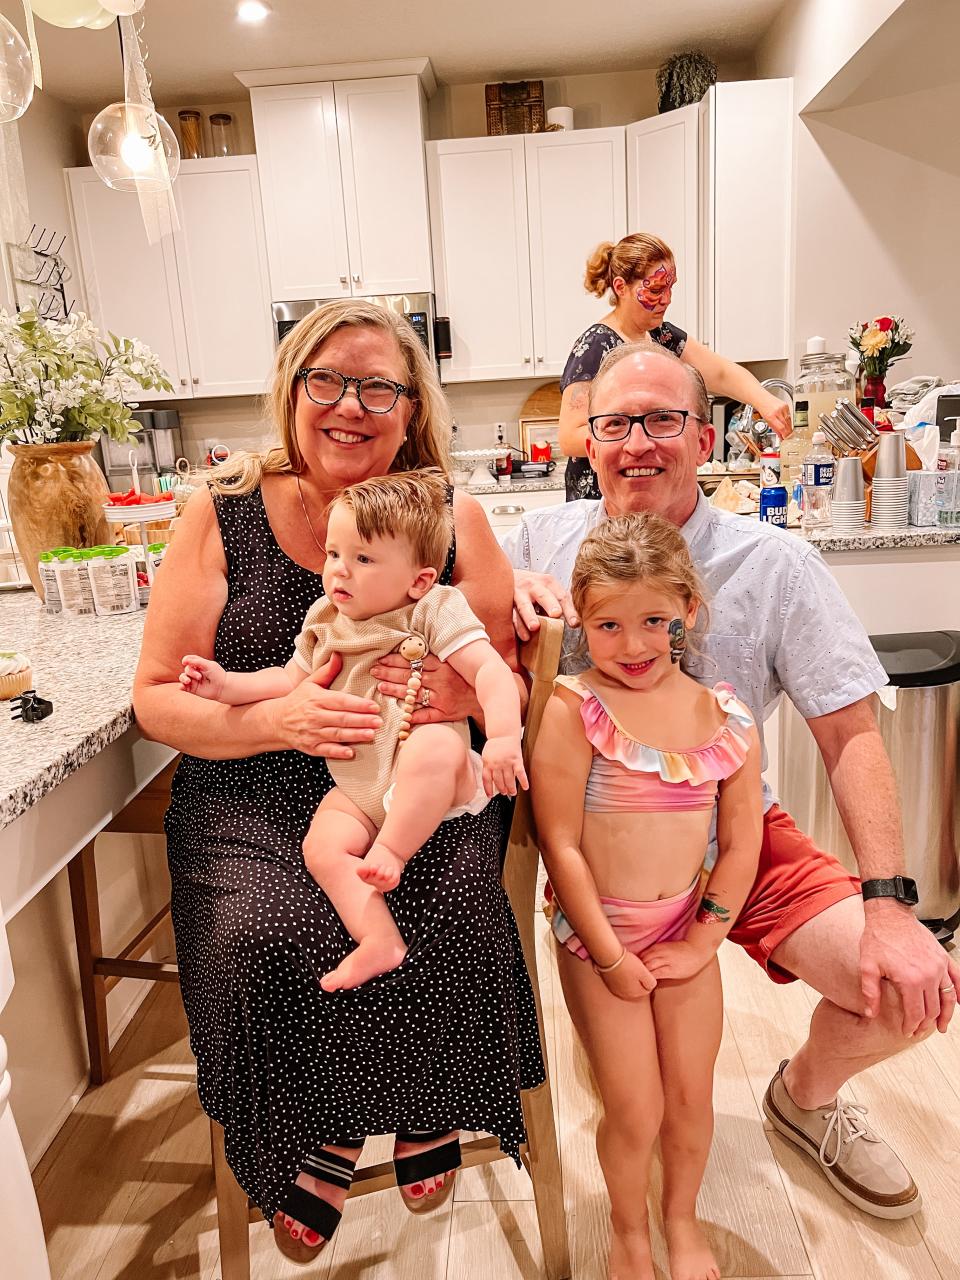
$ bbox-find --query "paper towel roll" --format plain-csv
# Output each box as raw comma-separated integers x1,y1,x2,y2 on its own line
547,106,574,130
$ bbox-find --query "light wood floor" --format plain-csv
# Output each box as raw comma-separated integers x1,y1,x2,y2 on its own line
34,909,960,1280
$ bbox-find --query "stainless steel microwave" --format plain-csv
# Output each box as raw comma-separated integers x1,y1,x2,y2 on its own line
272,294,437,364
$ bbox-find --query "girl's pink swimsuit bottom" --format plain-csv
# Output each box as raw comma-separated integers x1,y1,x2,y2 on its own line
549,876,701,962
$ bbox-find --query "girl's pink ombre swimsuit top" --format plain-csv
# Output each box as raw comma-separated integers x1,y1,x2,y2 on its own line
555,674,754,813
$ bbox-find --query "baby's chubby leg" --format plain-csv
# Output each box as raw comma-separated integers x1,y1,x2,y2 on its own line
359,725,475,892
304,789,407,992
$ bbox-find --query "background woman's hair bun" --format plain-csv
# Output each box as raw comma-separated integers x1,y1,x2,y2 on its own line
584,242,615,297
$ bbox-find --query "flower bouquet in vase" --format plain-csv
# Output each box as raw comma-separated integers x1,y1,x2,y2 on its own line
0,307,172,597
848,315,913,409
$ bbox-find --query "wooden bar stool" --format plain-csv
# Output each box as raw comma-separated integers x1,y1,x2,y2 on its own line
210,617,571,1279
68,757,180,1085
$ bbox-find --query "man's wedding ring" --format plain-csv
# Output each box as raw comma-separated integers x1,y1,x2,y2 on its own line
419,689,431,708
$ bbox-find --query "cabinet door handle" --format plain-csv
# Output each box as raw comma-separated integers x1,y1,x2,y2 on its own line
536,355,543,362
523,356,531,364
492,504,524,515
179,378,187,387
352,274,361,284
192,377,199,385
339,275,348,284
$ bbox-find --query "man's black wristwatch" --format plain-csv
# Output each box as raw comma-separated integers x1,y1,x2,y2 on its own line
861,876,919,906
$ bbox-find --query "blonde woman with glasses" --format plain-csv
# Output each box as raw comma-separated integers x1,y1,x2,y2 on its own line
133,300,544,1265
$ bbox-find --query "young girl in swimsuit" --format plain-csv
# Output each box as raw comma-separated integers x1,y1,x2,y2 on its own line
531,512,763,1280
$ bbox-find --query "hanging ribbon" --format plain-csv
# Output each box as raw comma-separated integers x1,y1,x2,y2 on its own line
119,8,178,244
20,1,42,90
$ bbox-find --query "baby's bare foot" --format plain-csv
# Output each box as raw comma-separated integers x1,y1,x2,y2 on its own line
665,1215,720,1280
357,842,406,891
608,1222,655,1280
320,936,407,991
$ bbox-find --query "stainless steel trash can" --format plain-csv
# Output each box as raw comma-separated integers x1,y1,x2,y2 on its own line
779,630,960,941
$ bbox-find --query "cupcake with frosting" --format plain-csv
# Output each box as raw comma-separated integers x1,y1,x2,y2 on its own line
0,651,32,701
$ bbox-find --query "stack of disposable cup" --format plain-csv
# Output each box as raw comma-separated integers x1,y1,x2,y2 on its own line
870,432,909,529
832,456,866,532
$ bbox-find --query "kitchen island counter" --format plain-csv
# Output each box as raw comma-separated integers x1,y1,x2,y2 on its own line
806,525,960,553
0,593,149,832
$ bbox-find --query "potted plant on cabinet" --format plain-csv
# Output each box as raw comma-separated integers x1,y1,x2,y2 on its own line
0,307,172,597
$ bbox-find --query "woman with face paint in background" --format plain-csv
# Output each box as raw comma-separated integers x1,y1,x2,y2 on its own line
558,233,793,502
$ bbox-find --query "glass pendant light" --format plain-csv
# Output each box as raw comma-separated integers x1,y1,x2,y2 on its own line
0,14,34,124
88,101,180,190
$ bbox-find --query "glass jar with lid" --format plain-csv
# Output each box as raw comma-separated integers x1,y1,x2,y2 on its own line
794,352,856,436
209,112,235,157
177,109,204,159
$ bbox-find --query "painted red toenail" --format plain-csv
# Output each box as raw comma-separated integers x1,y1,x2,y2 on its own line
304,1230,320,1245
411,1185,424,1197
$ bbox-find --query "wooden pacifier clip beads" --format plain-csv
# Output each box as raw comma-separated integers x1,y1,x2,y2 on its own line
397,634,428,745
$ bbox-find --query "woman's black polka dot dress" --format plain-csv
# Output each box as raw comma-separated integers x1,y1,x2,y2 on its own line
164,486,545,1220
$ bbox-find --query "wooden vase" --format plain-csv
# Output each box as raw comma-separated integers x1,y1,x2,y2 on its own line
8,442,110,599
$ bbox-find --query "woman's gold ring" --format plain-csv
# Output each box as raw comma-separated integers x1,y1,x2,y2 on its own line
941,984,954,994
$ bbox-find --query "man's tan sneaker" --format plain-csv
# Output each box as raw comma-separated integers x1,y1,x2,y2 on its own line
763,1060,921,1219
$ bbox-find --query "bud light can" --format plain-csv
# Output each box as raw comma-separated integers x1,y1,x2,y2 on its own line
760,484,788,528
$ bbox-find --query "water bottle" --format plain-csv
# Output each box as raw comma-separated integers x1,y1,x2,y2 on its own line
801,431,835,533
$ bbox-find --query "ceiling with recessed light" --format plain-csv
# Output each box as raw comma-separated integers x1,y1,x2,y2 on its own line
0,0,787,108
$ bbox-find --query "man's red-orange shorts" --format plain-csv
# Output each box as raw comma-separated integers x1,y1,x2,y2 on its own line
730,804,861,983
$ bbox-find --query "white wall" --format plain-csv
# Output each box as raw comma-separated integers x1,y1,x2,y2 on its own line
757,0,960,380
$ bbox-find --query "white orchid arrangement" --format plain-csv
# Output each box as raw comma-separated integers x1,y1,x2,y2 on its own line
848,314,913,379
0,307,173,446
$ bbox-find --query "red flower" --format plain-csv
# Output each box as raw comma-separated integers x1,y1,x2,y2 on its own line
876,317,893,331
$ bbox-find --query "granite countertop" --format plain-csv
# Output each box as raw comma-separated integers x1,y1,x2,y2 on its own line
0,592,146,831
806,526,960,552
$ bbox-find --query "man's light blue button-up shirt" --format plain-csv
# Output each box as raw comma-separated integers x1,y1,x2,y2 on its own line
501,491,888,813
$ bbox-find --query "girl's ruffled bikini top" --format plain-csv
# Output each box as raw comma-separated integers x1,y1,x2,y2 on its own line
556,674,754,813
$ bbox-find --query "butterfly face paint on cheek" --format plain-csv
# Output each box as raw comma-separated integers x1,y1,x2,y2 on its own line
635,264,677,312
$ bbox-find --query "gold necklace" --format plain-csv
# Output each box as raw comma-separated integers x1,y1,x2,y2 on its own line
296,474,326,554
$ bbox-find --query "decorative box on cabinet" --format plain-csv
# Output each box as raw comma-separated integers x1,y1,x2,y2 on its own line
427,128,625,383
250,75,432,303
66,157,274,399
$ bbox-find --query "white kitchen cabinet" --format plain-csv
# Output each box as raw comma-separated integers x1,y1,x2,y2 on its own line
626,105,699,337
427,128,624,383
248,83,350,302
251,75,432,302
469,487,563,539
65,169,190,400
66,158,274,400
524,128,626,377
173,159,274,397
426,136,533,382
701,79,792,363
626,80,791,361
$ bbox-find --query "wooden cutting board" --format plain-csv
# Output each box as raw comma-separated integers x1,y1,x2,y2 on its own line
519,381,562,420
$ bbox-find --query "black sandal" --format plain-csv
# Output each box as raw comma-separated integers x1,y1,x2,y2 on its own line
273,1146,360,1265
393,1129,462,1215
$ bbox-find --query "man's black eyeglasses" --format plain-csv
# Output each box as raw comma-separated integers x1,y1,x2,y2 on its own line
588,409,705,442
298,367,412,414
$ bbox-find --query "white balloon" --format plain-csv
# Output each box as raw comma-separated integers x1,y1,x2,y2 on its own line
99,0,145,14
0,14,34,124
31,0,105,28
84,8,118,29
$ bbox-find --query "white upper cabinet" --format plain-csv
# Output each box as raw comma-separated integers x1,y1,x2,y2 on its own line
426,136,533,382
251,75,432,302
66,168,190,400
249,83,350,302
66,157,274,400
703,79,792,362
334,77,433,297
173,158,275,397
626,106,699,337
524,128,626,377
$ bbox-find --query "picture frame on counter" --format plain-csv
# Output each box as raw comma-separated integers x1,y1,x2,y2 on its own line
519,415,561,461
